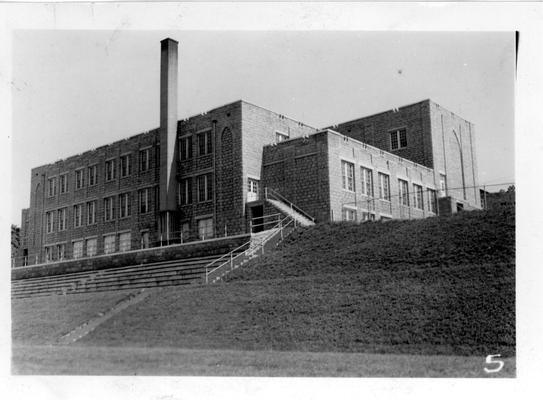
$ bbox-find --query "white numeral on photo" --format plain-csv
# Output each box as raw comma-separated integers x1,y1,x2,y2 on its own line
484,354,504,373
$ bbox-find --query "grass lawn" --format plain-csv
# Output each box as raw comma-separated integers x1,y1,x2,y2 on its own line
12,290,137,345
11,207,515,376
78,263,514,357
11,344,515,377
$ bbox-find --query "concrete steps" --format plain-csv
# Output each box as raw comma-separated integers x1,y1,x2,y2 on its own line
11,254,233,299
266,199,315,227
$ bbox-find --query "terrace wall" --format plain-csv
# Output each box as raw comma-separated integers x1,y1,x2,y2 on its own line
13,234,250,280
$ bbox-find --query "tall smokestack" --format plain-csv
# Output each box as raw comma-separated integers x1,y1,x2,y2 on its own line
159,38,178,212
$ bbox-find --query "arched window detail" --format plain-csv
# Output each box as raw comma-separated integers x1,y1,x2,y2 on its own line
452,130,467,200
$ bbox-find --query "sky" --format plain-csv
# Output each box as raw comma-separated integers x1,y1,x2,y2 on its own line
11,30,515,225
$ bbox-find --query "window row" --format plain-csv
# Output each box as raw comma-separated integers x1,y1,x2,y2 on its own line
43,216,216,263
177,173,214,205
341,208,376,222
179,129,213,161
46,149,152,197
340,161,437,213
397,179,438,213
45,189,152,233
44,231,145,262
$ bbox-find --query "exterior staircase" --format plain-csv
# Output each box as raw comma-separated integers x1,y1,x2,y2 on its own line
265,199,315,227
264,187,315,227
204,217,297,284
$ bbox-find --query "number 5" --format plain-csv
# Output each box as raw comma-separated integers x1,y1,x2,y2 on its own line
484,354,504,373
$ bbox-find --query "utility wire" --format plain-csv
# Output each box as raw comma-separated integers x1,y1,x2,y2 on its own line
341,181,514,207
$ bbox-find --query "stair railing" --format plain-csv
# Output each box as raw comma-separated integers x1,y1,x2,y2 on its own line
204,215,295,284
264,187,315,223
250,212,282,233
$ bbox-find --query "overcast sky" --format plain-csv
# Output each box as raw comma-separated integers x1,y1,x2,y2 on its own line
11,30,515,224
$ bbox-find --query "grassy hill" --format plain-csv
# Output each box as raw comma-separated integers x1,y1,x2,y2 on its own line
231,205,514,280
72,206,514,357
13,206,515,374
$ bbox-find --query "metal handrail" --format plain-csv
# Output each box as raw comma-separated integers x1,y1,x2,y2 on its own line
264,187,315,223
203,239,252,279
252,212,283,221
204,214,294,284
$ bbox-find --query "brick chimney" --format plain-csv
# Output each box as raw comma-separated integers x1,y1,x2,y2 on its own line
159,38,178,212
158,38,179,243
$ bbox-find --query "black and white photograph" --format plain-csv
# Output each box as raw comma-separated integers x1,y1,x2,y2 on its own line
2,1,542,399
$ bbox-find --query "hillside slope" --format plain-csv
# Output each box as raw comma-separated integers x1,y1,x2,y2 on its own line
230,206,515,281
76,206,514,357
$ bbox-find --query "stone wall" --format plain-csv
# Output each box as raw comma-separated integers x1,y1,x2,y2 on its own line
176,101,245,238
241,101,318,202
329,100,434,169
262,133,331,223
26,129,160,265
428,101,480,208
262,130,438,223
326,130,437,221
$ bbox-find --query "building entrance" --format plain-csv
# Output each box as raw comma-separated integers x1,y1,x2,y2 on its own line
251,205,264,233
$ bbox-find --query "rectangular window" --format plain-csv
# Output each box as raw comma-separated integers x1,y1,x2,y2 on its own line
139,148,150,172
75,169,84,190
44,246,51,262
275,131,289,143
104,234,115,254
197,173,213,202
414,184,424,210
104,196,115,221
88,165,97,186
87,201,96,225
178,178,192,205
341,208,357,222
74,204,83,227
47,177,57,197
73,240,84,259
46,211,54,233
428,188,437,213
57,208,67,231
56,244,66,261
378,173,391,201
439,174,447,197
399,179,409,206
139,189,149,214
390,128,408,150
119,193,131,218
105,159,116,181
120,154,131,177
197,130,213,156
86,238,97,257
141,231,150,249
361,212,376,222
181,222,190,241
59,174,68,194
360,167,373,196
179,136,193,160
399,129,407,148
197,218,214,240
119,232,131,252
341,161,355,192
247,178,259,202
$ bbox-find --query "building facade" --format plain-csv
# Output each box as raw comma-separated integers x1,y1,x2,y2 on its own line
16,38,481,267
260,129,439,224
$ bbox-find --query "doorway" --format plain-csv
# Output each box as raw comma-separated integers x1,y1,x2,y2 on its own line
251,205,264,233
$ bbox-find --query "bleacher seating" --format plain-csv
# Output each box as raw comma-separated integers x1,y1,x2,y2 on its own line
11,253,239,299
